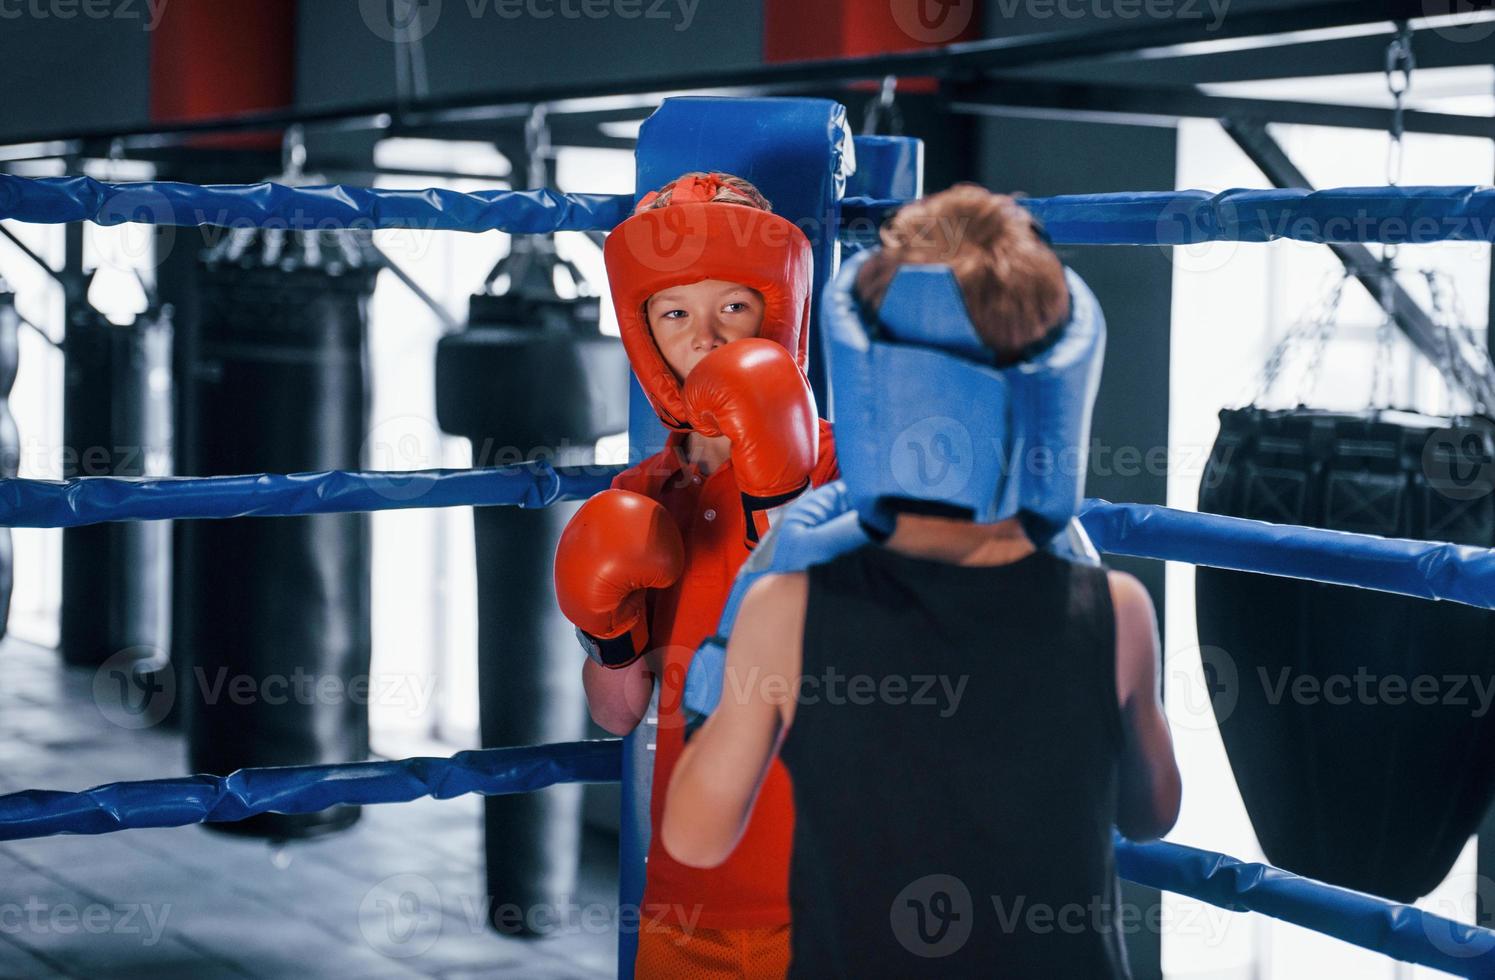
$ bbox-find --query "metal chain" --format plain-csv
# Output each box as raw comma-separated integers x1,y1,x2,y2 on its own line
1423,269,1465,411
1296,272,1350,406
525,105,550,192
1246,271,1347,407
1369,263,1399,409
1384,20,1414,192
1445,282,1494,416
861,75,901,136
1365,22,1414,411
281,125,307,185
1423,268,1492,417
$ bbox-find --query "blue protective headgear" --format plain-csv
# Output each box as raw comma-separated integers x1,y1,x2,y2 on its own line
823,246,1106,543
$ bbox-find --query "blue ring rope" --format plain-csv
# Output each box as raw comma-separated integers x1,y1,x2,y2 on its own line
0,175,631,234
1079,499,1495,610
5,175,1495,244
6,474,1494,613
0,462,615,527
0,739,1488,975
1116,834,1495,978
0,740,622,842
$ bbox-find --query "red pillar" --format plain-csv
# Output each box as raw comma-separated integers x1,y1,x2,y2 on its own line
763,0,979,91
149,0,297,148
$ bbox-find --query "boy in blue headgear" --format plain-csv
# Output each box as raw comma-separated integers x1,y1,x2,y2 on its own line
660,185,1182,979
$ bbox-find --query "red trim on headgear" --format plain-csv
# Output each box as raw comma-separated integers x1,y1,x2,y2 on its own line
604,197,813,432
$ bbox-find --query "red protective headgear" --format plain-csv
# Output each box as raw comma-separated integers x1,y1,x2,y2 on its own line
603,172,814,432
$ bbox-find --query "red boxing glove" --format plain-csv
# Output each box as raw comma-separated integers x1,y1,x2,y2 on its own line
683,339,818,545
554,489,685,668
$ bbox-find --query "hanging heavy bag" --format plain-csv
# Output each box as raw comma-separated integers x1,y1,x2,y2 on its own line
180,229,376,840
1196,271,1495,901
60,307,172,668
437,236,628,935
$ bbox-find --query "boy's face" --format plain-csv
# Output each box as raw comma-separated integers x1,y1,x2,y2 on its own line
645,279,765,383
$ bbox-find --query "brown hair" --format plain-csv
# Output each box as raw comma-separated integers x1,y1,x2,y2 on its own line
634,171,773,213
855,184,1069,363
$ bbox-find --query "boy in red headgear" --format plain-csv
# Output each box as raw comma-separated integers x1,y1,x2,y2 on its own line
553,172,839,978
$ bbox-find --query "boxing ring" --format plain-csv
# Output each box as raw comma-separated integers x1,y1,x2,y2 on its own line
5,111,1495,976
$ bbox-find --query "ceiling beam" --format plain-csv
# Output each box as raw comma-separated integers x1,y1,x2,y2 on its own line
952,79,1495,138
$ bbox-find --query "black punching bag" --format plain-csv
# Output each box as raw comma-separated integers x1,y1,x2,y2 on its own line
0,289,18,639
59,308,173,667
181,230,376,840
1197,406,1495,901
436,252,628,934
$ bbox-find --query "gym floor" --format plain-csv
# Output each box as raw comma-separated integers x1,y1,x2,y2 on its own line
0,637,618,980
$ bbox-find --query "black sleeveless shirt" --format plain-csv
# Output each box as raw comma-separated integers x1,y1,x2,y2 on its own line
778,543,1129,979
